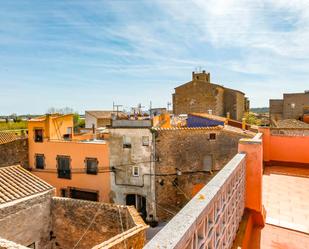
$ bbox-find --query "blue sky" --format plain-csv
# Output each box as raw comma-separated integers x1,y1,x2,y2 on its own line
1,0,309,115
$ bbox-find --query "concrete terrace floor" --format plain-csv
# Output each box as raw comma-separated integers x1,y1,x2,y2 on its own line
250,165,309,248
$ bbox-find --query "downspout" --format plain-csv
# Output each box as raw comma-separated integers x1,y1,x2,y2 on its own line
151,130,157,222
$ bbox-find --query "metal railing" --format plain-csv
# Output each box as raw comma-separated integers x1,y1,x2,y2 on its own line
145,153,246,249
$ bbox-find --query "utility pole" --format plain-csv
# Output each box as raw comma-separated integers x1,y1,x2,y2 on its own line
167,102,171,112
113,102,123,118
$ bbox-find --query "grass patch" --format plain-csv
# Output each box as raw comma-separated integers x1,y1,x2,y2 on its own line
0,121,28,131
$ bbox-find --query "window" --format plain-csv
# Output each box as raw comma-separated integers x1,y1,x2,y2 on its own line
85,158,98,175
209,133,216,140
35,154,45,169
63,127,73,140
57,156,71,179
132,166,139,177
123,136,132,148
142,136,149,146
69,187,99,202
34,129,43,142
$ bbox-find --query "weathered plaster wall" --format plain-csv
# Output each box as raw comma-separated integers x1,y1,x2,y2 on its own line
154,128,250,221
0,191,53,249
0,138,28,168
107,128,156,221
85,112,98,128
51,198,134,249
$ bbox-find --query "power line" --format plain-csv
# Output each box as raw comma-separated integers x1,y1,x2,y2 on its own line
72,206,101,249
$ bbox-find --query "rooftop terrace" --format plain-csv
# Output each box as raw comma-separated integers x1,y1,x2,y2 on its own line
145,127,309,249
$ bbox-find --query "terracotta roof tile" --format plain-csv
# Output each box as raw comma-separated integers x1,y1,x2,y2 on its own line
0,165,53,205
0,132,19,145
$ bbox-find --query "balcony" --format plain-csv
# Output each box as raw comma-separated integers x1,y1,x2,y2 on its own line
145,129,309,249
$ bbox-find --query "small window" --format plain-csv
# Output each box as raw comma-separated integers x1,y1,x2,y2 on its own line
142,136,149,146
35,154,45,169
209,133,216,140
123,136,132,148
132,166,139,177
34,129,43,142
85,158,98,175
57,156,71,179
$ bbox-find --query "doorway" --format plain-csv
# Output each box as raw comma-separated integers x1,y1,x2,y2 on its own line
126,194,147,220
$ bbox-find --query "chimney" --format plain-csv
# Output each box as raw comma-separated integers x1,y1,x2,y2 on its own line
242,117,246,130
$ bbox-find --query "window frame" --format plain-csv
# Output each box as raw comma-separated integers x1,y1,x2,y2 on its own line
56,155,71,179
34,128,44,143
35,153,45,169
132,165,139,177
123,135,132,148
209,133,216,140
85,157,99,175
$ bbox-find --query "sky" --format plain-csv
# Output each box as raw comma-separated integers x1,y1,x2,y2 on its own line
1,0,309,115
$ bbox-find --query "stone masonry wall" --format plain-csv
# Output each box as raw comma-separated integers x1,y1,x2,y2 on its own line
173,81,223,116
154,128,251,221
0,191,53,249
270,99,284,122
0,138,28,168
51,198,135,249
283,93,309,119
173,78,246,120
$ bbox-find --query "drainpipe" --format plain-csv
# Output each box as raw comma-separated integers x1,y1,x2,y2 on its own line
151,131,157,222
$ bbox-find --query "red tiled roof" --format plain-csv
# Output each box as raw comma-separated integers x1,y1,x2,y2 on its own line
0,165,53,205
0,132,19,145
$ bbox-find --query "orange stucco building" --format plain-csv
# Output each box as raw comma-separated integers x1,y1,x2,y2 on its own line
28,114,111,202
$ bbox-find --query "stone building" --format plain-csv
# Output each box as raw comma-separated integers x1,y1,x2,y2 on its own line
172,71,249,121
107,119,156,224
0,165,147,249
0,165,54,248
107,119,253,223
270,91,309,123
0,132,28,168
153,126,254,221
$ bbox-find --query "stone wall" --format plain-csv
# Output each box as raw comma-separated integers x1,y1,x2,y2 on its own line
173,80,224,116
93,206,147,249
283,92,309,119
0,238,29,249
172,72,246,120
269,99,284,122
51,198,136,249
154,127,251,221
0,191,53,249
0,138,28,168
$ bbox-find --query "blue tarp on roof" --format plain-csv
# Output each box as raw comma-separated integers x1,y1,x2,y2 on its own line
187,114,224,127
